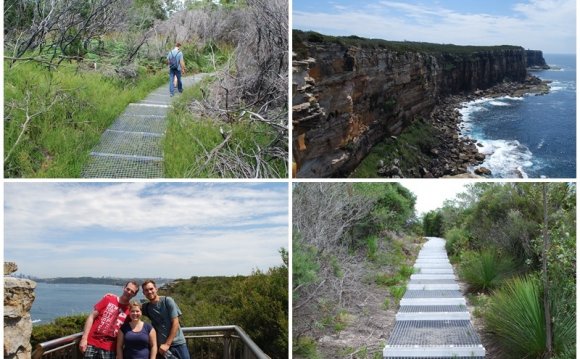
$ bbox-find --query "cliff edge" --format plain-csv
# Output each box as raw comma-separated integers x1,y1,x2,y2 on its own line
292,31,548,178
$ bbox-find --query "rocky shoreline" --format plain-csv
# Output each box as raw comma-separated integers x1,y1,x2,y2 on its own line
375,75,550,178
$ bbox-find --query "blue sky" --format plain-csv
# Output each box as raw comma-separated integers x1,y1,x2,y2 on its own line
4,182,289,278
293,0,576,54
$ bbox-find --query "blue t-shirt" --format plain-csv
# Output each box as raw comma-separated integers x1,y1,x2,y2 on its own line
121,322,154,359
142,296,186,346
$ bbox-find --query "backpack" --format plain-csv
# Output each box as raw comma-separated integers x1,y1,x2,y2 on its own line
168,50,180,71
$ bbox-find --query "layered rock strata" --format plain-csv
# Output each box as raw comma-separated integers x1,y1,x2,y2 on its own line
4,262,36,359
292,36,545,178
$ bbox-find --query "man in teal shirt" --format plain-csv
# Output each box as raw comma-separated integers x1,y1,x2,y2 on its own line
141,280,190,359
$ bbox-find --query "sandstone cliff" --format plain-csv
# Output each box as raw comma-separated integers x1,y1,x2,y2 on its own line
526,49,550,69
292,32,540,178
4,262,36,359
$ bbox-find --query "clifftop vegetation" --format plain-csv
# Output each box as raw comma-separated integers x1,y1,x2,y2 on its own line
293,29,523,58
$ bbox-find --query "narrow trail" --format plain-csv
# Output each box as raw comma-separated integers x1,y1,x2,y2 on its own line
383,237,485,358
81,73,208,178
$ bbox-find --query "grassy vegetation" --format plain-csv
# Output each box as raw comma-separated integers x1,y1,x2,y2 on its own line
350,119,439,178
459,249,516,293
163,77,287,178
4,61,165,177
484,276,549,358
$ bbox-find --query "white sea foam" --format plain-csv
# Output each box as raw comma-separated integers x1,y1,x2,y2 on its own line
549,81,564,91
458,97,491,122
502,95,524,101
474,139,533,178
489,100,510,106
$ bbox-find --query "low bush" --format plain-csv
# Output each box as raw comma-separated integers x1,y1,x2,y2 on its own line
293,233,320,291
484,275,574,358
31,314,87,348
459,249,515,292
294,336,320,359
444,227,469,256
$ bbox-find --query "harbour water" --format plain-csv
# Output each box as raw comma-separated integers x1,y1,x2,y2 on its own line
31,282,144,324
459,53,576,178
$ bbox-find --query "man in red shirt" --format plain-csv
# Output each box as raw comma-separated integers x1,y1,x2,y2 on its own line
79,281,139,358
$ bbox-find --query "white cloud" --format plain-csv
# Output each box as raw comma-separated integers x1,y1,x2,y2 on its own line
294,0,575,53
5,183,287,235
4,183,289,278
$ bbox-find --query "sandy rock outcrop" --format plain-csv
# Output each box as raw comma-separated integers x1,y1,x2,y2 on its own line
4,263,36,359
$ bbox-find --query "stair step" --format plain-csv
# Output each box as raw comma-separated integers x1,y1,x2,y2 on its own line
416,268,454,274
407,283,459,290
396,311,470,320
410,274,456,280
383,344,485,358
400,297,466,306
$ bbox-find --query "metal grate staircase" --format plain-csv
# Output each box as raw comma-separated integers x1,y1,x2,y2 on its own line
81,74,208,178
383,237,485,358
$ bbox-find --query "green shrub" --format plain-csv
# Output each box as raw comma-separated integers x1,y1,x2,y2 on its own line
293,336,320,359
459,249,515,292
444,227,469,256
484,276,547,358
551,284,576,358
293,232,320,290
31,314,87,348
398,264,415,278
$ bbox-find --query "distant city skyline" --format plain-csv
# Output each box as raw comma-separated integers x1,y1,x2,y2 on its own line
293,0,576,54
4,182,288,278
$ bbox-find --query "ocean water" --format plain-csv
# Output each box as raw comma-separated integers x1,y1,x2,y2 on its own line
458,54,576,178
30,282,145,324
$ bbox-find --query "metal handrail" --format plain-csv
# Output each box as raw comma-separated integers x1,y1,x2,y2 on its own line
31,325,269,359
182,326,269,359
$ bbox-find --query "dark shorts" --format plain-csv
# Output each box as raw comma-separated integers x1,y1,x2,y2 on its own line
157,343,190,359
84,345,115,359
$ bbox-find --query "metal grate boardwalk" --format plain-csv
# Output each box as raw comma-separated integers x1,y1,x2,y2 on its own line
81,74,209,178
383,237,485,358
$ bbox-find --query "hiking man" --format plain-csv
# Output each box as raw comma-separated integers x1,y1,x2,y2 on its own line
79,281,140,358
141,280,190,359
167,43,186,97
